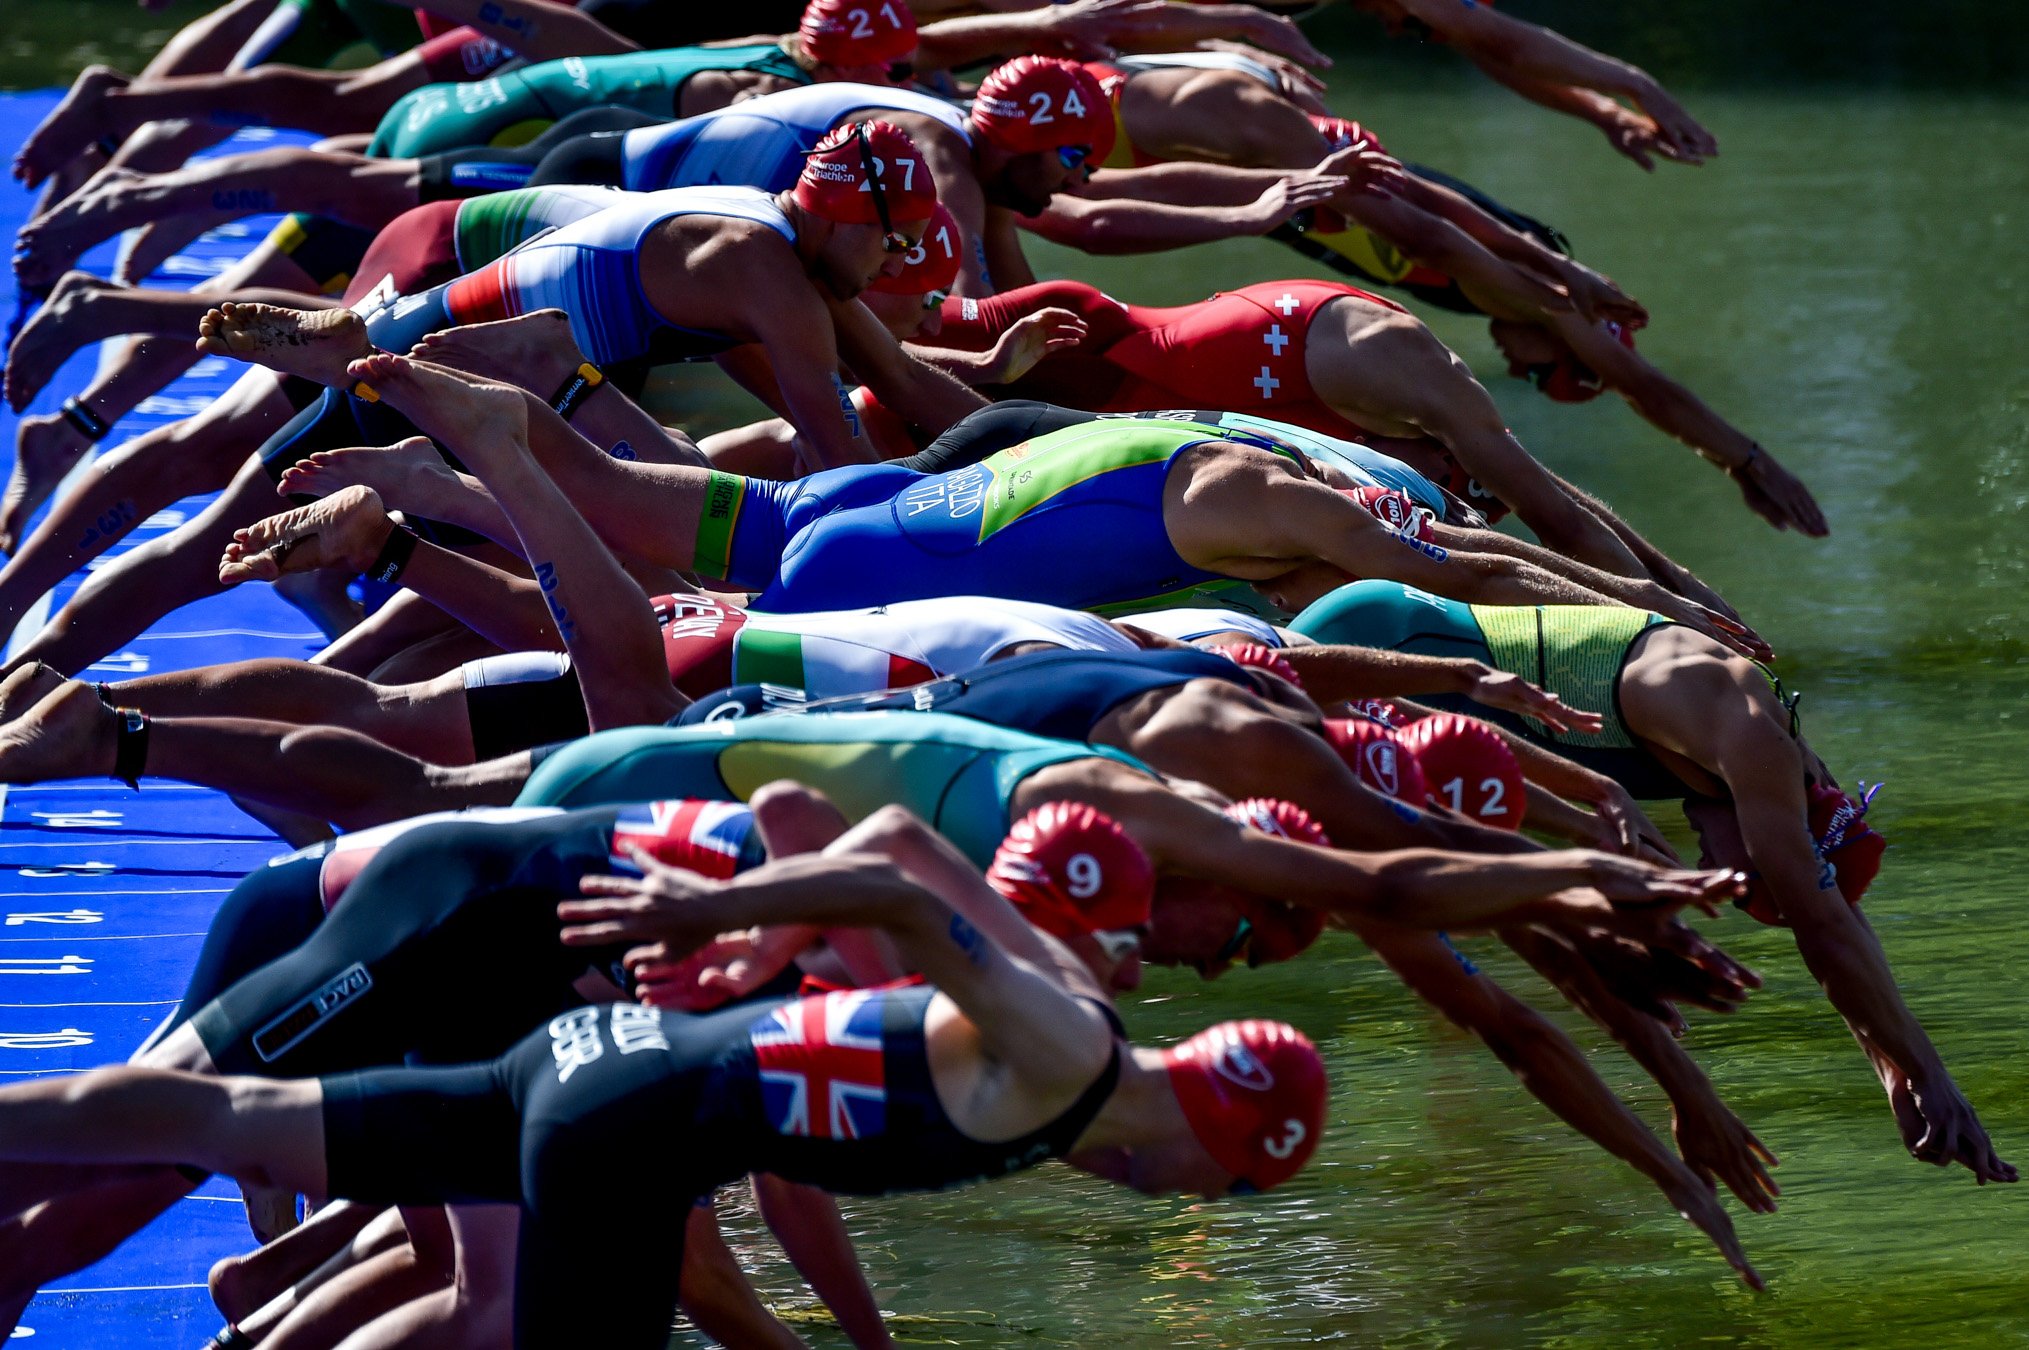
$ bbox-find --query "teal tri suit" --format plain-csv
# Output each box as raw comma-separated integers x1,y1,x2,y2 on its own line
700,418,1301,615
515,712,1154,865
368,45,811,158
1290,580,1688,799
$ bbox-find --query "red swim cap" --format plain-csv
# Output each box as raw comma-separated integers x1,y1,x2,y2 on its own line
1396,713,1525,830
988,801,1155,941
798,0,917,68
1343,485,1436,541
1308,115,1388,158
864,202,961,295
1738,781,1887,926
794,120,938,226
971,56,1115,161
1163,1019,1327,1191
1224,798,1329,965
1216,642,1303,689
1323,717,1428,806
1529,320,1637,404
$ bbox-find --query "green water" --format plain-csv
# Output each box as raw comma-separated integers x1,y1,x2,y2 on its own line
7,4,2029,1345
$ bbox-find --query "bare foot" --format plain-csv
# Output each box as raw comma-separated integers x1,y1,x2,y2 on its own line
117,212,217,286
220,484,393,585
197,302,370,386
12,168,149,292
278,436,452,511
6,270,110,411
0,662,67,725
0,682,117,784
345,352,530,471
411,307,581,387
241,1182,301,1245
0,414,93,554
28,142,109,224
13,67,129,190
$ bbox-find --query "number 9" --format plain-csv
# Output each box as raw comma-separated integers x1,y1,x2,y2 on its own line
1065,852,1101,899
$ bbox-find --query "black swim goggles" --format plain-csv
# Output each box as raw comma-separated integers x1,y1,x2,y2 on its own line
849,122,915,255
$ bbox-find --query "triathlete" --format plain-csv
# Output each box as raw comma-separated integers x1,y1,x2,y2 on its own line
1274,577,2016,1186
199,352,1751,640
1054,49,1631,327
758,275,1826,541
11,0,928,289
0,783,1347,1339
0,139,991,680
1343,0,1719,170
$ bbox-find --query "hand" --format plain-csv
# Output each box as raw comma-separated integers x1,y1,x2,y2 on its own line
1658,1164,1766,1290
1570,854,1747,925
1240,13,1333,70
1037,0,1161,61
1565,923,1759,1030
623,925,811,1010
1635,84,1720,163
1238,171,1354,233
559,845,734,961
1886,1072,2017,1184
1732,450,1829,538
1463,664,1603,736
1673,1094,1780,1213
1316,144,1407,196
1582,778,1679,864
1652,592,1774,664
980,307,1089,385
1598,105,1669,172
1555,261,1647,331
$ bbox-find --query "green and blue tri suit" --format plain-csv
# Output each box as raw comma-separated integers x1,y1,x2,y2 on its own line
516,711,1154,866
368,45,809,159
700,419,1302,616
1290,580,1687,798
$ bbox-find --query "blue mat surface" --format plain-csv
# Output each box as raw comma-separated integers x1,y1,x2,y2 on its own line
2,91,326,1344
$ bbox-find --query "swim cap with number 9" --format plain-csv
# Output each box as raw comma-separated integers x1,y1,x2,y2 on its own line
988,800,1155,939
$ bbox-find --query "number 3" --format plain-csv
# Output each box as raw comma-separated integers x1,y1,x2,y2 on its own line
1263,1118,1307,1159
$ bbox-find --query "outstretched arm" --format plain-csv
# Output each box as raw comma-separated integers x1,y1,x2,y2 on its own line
562,789,1115,1094
830,297,988,439
1027,166,1349,254
1361,927,1763,1286
1308,322,1652,578
1051,765,1740,934
1394,0,1716,163
1502,925,1780,1214
1547,312,1827,538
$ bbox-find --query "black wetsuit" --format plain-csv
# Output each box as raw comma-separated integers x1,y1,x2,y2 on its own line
320,984,1119,1347
163,804,767,1079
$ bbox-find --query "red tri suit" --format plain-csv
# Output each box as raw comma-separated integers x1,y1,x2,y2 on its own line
916,279,1400,442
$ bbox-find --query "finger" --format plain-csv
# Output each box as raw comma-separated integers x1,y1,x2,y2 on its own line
558,920,636,947
574,873,643,897
555,896,641,920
